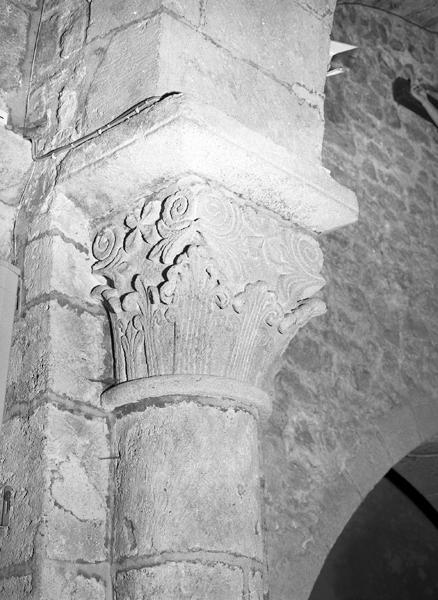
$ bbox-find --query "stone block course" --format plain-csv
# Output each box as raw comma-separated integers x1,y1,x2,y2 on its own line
23,234,96,305
0,406,109,569
0,409,46,570
88,0,201,39
115,562,244,600
0,127,32,206
0,0,29,91
28,191,91,251
40,561,107,600
6,300,107,414
113,401,263,561
266,3,438,579
44,407,109,562
0,202,16,261
27,7,325,161
201,0,331,93
0,575,32,600
158,13,324,159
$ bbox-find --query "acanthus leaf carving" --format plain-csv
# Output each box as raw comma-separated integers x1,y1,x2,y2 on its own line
92,177,327,388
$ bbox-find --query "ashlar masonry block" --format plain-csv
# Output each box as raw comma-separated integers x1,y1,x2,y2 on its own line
115,563,244,600
202,0,332,92
29,6,328,161
6,300,107,413
23,234,96,305
113,401,263,561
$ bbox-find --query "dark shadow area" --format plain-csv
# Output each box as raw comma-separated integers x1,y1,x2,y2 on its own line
309,472,438,600
393,77,438,125
387,469,438,528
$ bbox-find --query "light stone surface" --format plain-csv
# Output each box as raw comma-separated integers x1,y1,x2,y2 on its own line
202,0,331,91
0,1,29,92
6,300,107,413
59,95,357,232
114,401,263,560
88,0,201,39
28,191,91,250
92,177,327,391
115,563,244,600
0,406,109,591
0,575,32,600
39,562,107,600
0,409,45,569
23,234,96,304
44,407,109,562
0,127,32,205
28,9,326,162
0,202,16,261
263,5,438,600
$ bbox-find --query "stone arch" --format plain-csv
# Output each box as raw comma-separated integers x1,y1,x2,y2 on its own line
264,388,438,600
306,415,438,600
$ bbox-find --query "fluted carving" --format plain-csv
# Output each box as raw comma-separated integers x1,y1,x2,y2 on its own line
92,177,326,388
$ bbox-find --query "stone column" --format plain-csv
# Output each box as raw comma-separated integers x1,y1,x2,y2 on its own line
90,169,340,597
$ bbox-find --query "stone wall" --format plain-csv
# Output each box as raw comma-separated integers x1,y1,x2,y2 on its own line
0,0,35,260
310,475,438,599
26,0,333,161
263,4,438,599
2,1,437,599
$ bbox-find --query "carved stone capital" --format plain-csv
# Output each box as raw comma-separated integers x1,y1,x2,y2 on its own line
92,177,326,397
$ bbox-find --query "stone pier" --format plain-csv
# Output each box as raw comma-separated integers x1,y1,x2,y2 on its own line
0,1,357,597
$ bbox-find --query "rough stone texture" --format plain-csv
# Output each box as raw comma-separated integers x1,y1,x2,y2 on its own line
0,0,29,92
263,6,438,600
0,406,109,567
114,401,262,561
340,0,438,32
23,235,97,305
115,563,244,600
44,407,109,562
39,562,108,600
0,575,32,600
88,0,202,38
0,127,32,205
6,300,107,414
0,202,16,261
0,408,45,570
27,1,330,160
201,0,331,92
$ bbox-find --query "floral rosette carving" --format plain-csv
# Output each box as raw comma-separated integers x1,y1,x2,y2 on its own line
92,177,327,387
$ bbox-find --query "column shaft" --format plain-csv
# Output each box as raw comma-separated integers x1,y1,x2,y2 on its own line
111,395,264,599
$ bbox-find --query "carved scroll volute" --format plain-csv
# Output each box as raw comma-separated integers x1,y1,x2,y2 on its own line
92,177,326,389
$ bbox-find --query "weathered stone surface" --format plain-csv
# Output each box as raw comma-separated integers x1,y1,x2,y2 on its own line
28,191,91,250
44,407,109,562
6,301,107,412
24,234,96,304
114,401,262,560
158,13,324,159
115,563,243,600
88,0,201,39
40,562,107,600
29,10,325,161
0,127,32,206
202,0,331,92
0,203,16,260
264,5,438,599
0,1,29,92
0,575,32,600
0,406,108,564
92,177,326,390
0,409,45,569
